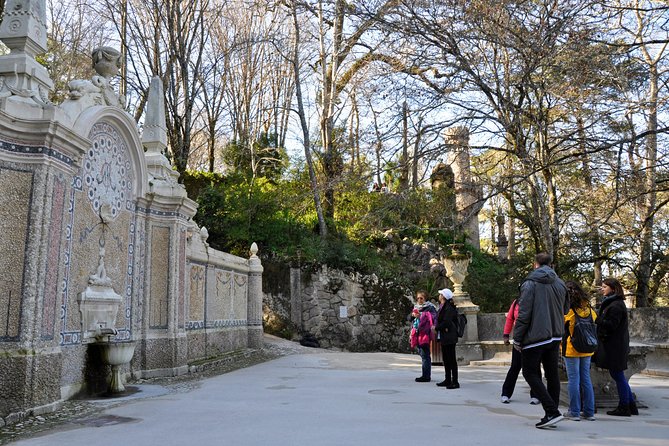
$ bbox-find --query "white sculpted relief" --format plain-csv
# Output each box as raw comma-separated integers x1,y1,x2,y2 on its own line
67,47,125,108
84,122,133,220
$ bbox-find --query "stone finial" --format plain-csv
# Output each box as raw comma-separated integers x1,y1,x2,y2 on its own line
248,242,262,272
0,0,48,57
142,76,168,154
142,75,185,196
92,47,122,79
496,214,508,244
0,0,54,110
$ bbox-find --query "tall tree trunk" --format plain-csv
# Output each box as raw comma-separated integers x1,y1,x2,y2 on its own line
577,116,603,286
636,62,659,307
411,117,423,189
290,1,327,237
399,101,409,191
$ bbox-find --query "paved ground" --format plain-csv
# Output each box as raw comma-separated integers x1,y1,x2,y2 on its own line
3,336,669,446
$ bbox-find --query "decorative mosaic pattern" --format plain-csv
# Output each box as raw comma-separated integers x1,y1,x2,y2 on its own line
0,140,74,167
149,226,170,329
41,176,66,340
187,262,206,326
178,230,186,329
83,122,133,220
123,218,137,329
59,178,78,345
186,265,249,331
59,121,139,346
0,167,33,341
135,205,190,221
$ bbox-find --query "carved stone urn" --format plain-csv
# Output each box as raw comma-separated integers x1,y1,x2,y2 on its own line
92,47,122,79
439,244,480,350
441,244,472,296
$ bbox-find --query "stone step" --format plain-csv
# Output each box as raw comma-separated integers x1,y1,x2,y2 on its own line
469,358,511,366
641,368,669,378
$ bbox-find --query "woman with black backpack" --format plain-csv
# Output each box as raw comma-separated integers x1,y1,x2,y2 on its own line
562,281,597,421
435,288,460,389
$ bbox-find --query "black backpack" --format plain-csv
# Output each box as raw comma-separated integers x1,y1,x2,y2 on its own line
570,309,598,353
456,313,467,338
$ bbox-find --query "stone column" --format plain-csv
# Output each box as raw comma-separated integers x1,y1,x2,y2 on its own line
247,243,264,348
0,0,54,116
290,267,303,329
445,127,482,249
496,214,508,261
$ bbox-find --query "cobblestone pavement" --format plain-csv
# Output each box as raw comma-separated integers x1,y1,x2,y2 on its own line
0,336,316,445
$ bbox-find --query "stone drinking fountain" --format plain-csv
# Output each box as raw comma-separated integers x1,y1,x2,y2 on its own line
78,204,136,394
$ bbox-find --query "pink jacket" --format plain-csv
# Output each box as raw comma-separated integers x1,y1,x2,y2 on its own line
503,300,519,339
417,311,434,346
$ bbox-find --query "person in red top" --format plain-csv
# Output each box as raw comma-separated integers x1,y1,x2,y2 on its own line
500,299,538,404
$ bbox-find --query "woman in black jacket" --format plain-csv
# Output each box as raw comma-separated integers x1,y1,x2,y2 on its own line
595,278,637,416
435,288,459,389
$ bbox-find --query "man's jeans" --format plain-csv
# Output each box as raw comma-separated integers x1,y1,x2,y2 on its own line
565,356,595,417
418,344,431,379
521,341,561,417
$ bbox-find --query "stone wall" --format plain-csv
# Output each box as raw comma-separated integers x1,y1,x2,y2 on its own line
263,265,413,352
474,308,669,343
629,307,669,343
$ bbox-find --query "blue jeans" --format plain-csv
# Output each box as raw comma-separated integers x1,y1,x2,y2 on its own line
565,356,595,417
609,369,634,405
418,344,431,379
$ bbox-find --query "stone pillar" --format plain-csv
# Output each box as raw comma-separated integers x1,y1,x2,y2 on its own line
496,214,508,261
0,0,54,115
445,127,482,249
290,267,303,329
247,243,264,348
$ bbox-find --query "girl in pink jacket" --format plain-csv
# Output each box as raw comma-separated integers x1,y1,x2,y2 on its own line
501,299,538,404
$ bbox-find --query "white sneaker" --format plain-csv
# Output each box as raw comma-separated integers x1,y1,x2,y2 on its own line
501,396,510,404
530,398,540,405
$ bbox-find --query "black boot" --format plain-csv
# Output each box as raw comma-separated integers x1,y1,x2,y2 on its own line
607,404,631,417
629,400,639,415
446,382,460,389
436,380,450,387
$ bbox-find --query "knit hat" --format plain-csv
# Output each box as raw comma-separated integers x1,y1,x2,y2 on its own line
438,288,454,300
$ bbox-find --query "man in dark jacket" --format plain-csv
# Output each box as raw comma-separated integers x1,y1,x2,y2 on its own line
513,253,569,429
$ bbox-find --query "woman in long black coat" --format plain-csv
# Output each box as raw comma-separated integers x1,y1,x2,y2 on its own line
435,288,459,389
595,278,636,416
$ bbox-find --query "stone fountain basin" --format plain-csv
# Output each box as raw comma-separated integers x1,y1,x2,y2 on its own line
96,340,136,366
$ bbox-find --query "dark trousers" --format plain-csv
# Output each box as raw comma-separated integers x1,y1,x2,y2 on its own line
418,344,431,378
502,347,536,399
440,343,458,384
521,341,561,417
609,369,634,405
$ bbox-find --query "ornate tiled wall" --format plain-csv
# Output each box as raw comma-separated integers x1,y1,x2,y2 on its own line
41,175,66,340
149,226,170,329
59,121,136,346
0,104,263,420
0,167,33,341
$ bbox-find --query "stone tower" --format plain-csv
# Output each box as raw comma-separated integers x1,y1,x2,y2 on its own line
445,127,482,249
